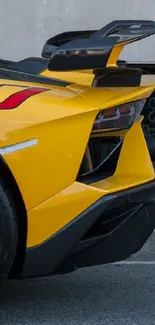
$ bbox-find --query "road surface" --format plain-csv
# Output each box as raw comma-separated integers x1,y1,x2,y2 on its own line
1,233,155,325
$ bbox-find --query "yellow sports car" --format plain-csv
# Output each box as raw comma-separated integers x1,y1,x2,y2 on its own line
3,19,155,161
1,20,155,285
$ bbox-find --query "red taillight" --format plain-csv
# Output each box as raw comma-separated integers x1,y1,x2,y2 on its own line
92,99,146,131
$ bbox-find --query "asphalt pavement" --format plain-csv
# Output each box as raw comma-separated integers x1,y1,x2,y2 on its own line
1,233,155,325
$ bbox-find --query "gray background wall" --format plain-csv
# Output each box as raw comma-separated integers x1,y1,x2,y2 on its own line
0,0,155,61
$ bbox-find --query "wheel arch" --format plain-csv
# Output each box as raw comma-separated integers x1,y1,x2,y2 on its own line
0,155,27,278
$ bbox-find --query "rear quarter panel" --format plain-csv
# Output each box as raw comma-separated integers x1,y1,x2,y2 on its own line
0,82,98,210
0,81,154,211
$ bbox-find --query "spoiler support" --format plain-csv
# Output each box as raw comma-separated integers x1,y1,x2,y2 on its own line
44,20,155,72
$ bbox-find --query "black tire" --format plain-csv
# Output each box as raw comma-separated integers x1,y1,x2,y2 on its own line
0,180,18,285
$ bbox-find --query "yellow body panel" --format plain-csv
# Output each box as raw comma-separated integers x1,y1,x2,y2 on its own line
27,117,155,247
27,181,102,247
67,85,154,109
41,69,94,86
0,77,154,248
0,80,153,211
0,83,98,210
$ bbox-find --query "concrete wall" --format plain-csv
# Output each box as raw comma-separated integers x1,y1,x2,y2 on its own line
0,0,155,61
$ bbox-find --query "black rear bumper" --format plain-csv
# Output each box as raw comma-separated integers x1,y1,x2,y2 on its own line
21,179,155,279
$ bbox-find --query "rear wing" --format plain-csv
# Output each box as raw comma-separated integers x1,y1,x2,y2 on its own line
42,20,155,71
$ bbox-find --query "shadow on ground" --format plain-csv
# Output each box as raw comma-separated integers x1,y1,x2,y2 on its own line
1,259,155,325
